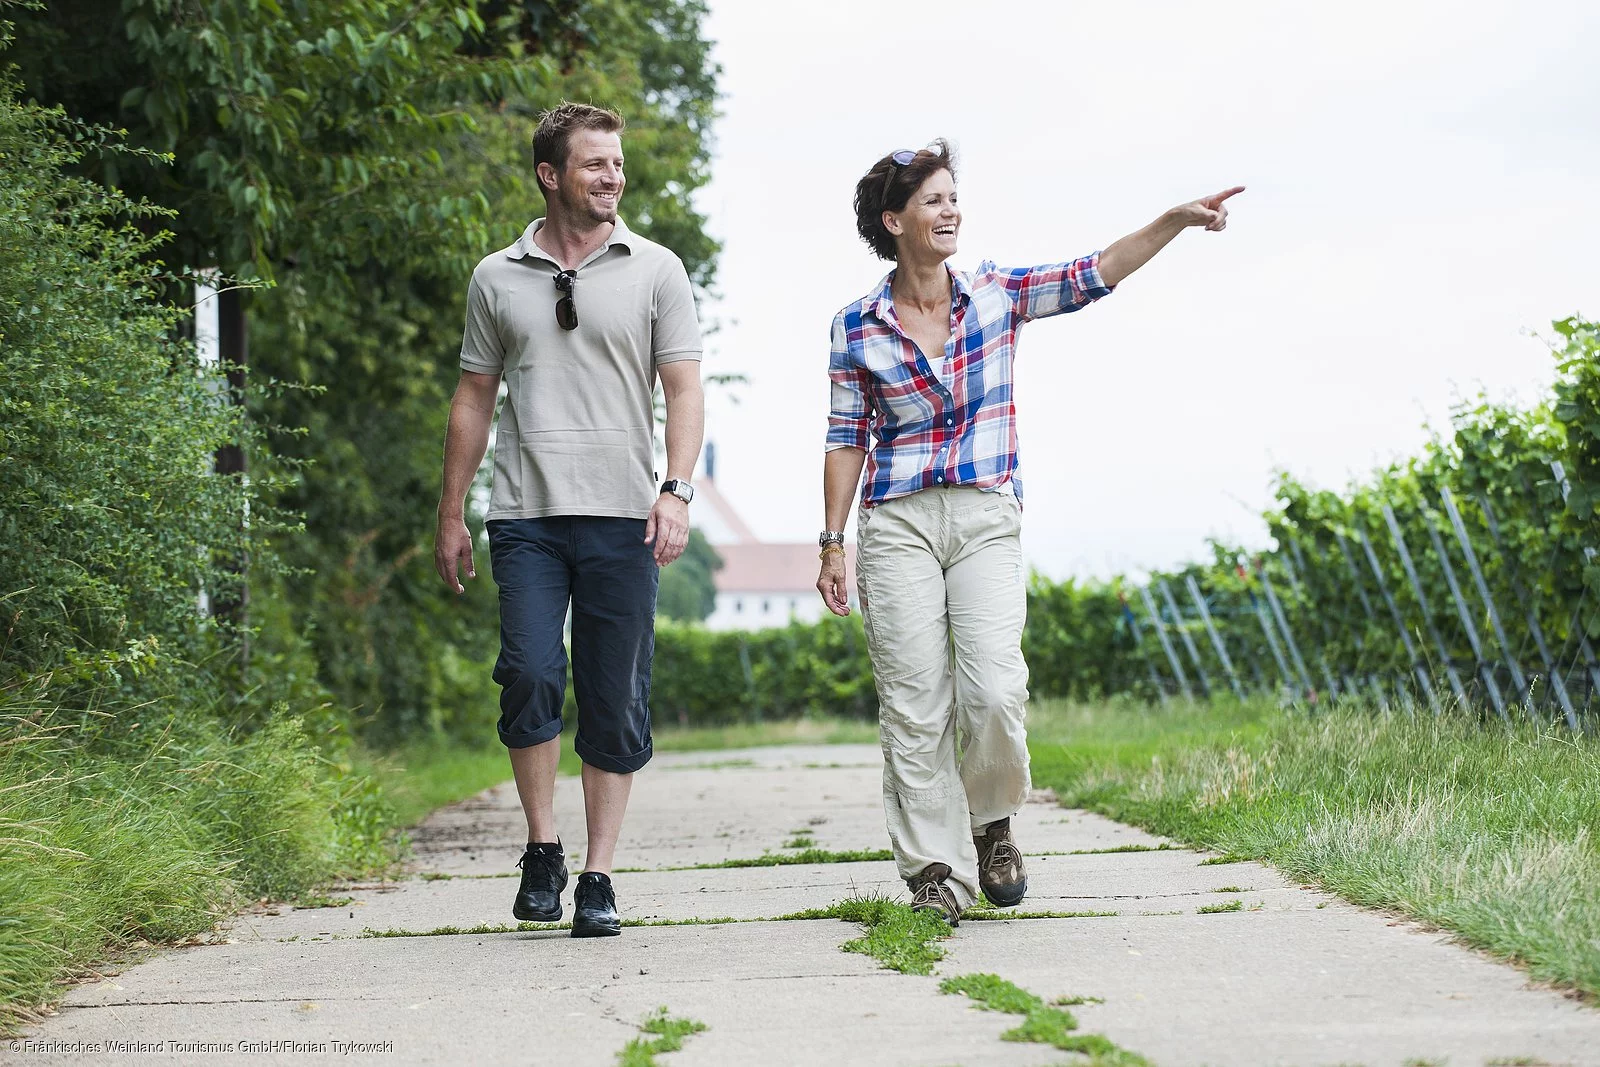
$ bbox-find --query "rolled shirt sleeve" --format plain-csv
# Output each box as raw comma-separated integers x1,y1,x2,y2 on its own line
825,312,871,452
651,259,704,364
459,270,505,374
998,251,1114,322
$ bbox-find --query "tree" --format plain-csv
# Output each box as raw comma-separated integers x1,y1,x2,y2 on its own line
657,532,722,623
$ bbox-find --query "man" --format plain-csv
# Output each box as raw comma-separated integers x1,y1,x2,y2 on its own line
434,101,705,938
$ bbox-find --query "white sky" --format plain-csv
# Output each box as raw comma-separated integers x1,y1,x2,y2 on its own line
689,0,1600,580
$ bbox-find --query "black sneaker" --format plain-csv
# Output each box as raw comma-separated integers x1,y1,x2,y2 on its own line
571,871,621,938
513,842,568,923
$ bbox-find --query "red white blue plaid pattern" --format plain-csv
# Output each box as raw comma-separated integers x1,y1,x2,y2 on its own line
826,253,1112,506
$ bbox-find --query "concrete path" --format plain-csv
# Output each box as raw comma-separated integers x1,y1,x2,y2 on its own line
16,744,1600,1066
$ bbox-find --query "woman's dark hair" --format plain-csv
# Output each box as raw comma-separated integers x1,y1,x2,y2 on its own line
853,139,956,261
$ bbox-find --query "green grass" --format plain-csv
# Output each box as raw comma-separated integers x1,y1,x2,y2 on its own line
0,707,389,1035
1027,696,1600,998
939,973,1151,1064
1197,899,1244,914
617,1007,707,1066
692,848,893,869
830,894,952,975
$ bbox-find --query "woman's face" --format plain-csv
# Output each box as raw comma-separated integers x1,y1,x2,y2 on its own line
885,168,960,265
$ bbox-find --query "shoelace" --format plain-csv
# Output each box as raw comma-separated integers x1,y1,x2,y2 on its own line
981,838,1022,873
909,879,955,917
517,849,562,877
578,877,615,910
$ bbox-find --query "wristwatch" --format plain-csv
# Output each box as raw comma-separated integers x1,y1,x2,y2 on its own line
660,479,694,504
818,530,845,548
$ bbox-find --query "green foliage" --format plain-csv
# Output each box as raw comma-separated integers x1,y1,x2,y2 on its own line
0,681,389,1033
939,971,1151,1063
656,530,721,622
652,615,877,725
0,76,258,689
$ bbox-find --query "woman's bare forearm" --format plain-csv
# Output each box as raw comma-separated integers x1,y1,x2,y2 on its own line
1098,209,1186,287
823,447,867,534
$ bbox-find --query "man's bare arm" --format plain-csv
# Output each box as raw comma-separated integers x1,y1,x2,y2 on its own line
645,360,704,566
434,370,500,593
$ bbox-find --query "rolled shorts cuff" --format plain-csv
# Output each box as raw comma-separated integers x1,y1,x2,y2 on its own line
499,716,564,751
575,733,652,775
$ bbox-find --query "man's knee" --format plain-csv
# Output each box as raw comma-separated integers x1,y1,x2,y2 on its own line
494,659,566,749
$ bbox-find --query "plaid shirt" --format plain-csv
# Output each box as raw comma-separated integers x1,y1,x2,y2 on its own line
826,253,1112,507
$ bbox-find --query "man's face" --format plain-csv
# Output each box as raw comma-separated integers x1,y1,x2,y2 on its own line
544,129,625,224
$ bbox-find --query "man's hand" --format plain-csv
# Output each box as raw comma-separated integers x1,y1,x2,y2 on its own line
434,514,475,594
645,494,690,566
816,549,851,617
1169,186,1245,232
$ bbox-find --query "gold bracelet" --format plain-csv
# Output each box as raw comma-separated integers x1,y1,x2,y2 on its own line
818,543,845,561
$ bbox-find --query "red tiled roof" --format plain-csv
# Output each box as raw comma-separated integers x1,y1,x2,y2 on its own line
712,542,857,594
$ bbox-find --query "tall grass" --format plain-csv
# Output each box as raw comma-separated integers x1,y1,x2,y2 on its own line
0,684,389,1034
1027,698,1600,996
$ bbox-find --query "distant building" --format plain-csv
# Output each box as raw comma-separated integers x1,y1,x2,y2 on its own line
696,443,858,632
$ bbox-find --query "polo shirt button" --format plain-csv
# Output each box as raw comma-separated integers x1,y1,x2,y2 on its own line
945,418,953,426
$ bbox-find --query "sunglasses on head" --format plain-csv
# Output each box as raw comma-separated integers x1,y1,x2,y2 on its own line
553,269,577,331
881,149,918,202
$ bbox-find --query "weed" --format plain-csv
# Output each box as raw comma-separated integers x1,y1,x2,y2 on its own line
939,973,1150,1064
1198,900,1244,914
617,1007,707,1067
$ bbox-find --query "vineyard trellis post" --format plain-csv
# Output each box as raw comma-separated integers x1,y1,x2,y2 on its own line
1280,539,1346,697
1331,529,1395,710
1439,486,1532,716
1119,591,1171,703
1138,584,1192,700
1421,511,1510,723
1358,527,1437,714
1381,503,1468,707
1549,460,1600,697
1158,579,1213,699
1240,563,1296,697
1256,560,1315,697
1185,574,1244,699
1476,494,1581,730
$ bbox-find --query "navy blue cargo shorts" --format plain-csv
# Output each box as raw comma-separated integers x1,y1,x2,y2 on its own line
485,516,658,774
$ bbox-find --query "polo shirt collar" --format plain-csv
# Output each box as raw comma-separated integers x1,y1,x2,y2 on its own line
506,217,636,264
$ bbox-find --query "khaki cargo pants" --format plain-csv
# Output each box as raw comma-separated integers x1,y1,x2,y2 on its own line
855,485,1031,910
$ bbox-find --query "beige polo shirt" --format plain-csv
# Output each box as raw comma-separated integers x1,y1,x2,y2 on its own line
460,217,703,521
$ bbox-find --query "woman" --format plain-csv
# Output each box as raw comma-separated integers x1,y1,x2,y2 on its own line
816,140,1240,923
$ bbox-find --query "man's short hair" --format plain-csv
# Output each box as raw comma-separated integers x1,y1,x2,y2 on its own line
853,139,956,262
532,101,626,185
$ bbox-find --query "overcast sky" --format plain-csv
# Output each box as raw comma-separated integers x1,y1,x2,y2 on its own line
687,0,1600,580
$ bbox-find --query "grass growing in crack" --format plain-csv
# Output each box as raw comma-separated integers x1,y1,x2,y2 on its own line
830,894,952,975
1199,854,1251,866
782,834,817,849
1028,696,1600,998
939,973,1151,1064
362,915,750,938
1054,994,1106,1006
964,908,1118,921
1197,899,1244,914
617,1007,707,1066
1211,885,1249,893
292,894,355,909
694,848,893,869
1066,843,1178,855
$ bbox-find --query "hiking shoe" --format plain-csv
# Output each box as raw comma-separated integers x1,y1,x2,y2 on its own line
571,871,622,938
512,842,568,923
907,862,962,926
974,817,1027,907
